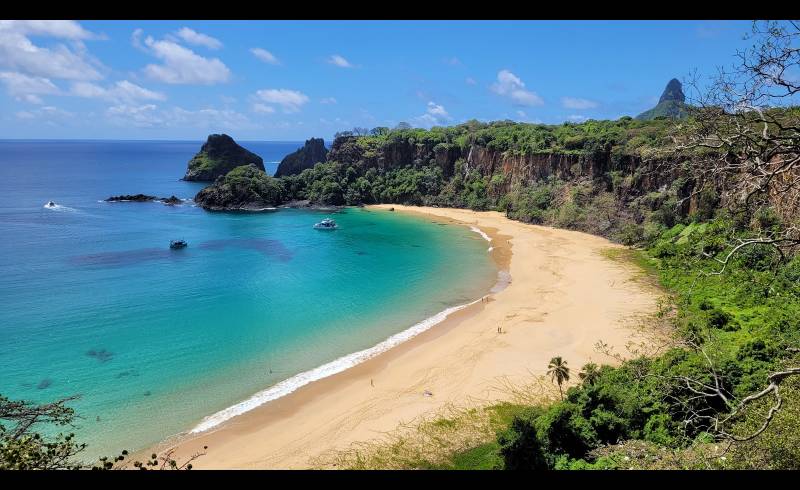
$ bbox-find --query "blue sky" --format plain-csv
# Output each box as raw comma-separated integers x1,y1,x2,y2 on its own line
0,20,757,141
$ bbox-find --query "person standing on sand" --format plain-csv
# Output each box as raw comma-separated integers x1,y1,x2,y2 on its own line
370,378,374,387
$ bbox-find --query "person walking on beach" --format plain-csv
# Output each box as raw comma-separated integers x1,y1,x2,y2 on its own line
370,378,374,387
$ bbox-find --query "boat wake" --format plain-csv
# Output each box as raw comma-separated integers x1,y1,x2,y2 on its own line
43,202,75,212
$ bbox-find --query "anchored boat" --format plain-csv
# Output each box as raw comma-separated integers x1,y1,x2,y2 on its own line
313,218,338,230
169,239,188,249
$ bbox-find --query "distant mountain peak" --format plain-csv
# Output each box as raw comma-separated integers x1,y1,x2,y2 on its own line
659,78,686,104
635,78,689,121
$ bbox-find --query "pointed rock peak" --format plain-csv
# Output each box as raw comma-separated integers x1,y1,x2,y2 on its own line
659,78,685,104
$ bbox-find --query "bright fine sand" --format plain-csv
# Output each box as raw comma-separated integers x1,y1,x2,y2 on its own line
152,205,662,469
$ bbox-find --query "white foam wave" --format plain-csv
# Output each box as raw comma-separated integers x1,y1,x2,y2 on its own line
43,203,75,212
190,297,485,434
470,226,492,243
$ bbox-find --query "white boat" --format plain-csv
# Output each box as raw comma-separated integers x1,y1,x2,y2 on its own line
313,218,338,230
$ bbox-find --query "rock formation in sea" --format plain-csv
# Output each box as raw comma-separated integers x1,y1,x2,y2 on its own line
274,138,328,177
105,194,183,205
194,164,284,211
106,194,157,202
183,134,265,181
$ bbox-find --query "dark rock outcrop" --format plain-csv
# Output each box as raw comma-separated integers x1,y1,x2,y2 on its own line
194,164,284,212
106,194,157,202
636,78,689,120
184,134,264,181
161,195,182,205
274,138,328,177
106,194,184,205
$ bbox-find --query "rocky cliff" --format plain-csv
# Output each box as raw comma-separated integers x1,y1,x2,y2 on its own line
184,134,265,181
636,78,689,121
326,134,683,202
274,138,328,177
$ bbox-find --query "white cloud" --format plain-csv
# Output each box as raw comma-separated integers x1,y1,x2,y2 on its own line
490,69,543,107
105,104,256,130
516,110,527,118
567,114,587,122
254,88,309,113
320,97,337,104
175,27,222,50
70,80,166,103
250,47,279,65
415,101,451,128
327,54,353,68
140,33,231,85
0,20,96,40
561,97,598,109
106,104,160,127
0,20,104,81
444,57,461,66
252,103,275,114
0,71,61,103
465,77,477,85
15,104,74,120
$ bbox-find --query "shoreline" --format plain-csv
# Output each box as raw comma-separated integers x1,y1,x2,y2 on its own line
145,205,660,469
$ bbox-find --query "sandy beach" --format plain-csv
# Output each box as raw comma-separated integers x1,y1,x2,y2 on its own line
151,205,662,469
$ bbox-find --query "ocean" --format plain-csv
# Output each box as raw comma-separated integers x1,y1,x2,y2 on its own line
0,140,498,459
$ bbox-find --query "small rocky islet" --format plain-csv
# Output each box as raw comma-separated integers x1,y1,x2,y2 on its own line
105,194,184,205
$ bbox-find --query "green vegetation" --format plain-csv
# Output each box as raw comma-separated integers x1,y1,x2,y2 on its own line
323,216,800,469
184,133,264,182
194,164,286,210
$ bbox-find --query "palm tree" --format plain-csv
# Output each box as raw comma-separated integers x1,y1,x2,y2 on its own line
579,362,600,386
547,356,570,400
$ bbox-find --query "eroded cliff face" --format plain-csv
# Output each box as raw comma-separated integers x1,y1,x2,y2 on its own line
274,138,328,177
326,135,687,205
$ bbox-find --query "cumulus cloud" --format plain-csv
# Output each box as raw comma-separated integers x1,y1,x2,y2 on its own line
320,97,337,104
106,104,161,127
0,71,61,103
105,104,256,130
174,27,222,50
327,54,353,68
250,48,279,65
252,103,275,114
253,88,310,113
561,97,598,109
490,69,543,107
15,105,74,121
70,80,166,103
138,32,231,85
0,20,104,81
567,114,587,122
0,20,96,40
415,101,451,128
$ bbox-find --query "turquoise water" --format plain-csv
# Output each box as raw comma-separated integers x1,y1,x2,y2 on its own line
0,140,497,459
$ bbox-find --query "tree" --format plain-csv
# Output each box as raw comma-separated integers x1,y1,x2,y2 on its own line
667,20,800,269
547,357,570,400
579,363,600,386
1,393,205,470
394,121,412,130
0,394,86,470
